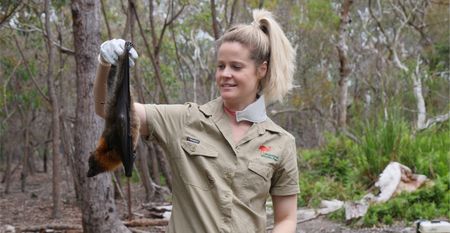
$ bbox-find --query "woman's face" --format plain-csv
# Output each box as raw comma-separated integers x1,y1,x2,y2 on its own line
215,42,267,110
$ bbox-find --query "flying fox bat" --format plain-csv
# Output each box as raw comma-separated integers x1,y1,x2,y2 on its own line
87,41,140,178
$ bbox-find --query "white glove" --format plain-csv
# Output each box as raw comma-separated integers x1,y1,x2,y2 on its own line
99,38,139,66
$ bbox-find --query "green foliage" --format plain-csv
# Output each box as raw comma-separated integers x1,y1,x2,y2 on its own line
52,0,69,10
429,42,450,73
298,115,449,225
298,172,354,207
304,0,340,30
303,136,357,182
355,115,409,182
400,122,450,178
363,175,450,226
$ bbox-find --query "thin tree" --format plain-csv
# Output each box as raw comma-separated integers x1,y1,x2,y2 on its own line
44,0,62,218
336,0,353,130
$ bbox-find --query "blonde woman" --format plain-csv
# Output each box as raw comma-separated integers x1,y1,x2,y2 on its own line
94,9,299,233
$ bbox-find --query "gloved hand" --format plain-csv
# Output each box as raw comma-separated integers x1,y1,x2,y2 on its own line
99,38,139,66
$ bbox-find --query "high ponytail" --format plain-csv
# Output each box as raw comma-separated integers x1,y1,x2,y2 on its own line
253,9,296,104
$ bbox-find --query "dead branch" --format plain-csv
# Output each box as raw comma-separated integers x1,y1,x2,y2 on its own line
420,112,450,130
10,23,75,55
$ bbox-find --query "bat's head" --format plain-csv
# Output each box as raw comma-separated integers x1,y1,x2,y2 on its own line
87,151,106,177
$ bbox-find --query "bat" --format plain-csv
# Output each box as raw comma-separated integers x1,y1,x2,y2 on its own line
87,41,140,178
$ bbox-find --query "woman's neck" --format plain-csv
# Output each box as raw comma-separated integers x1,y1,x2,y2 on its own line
223,96,257,112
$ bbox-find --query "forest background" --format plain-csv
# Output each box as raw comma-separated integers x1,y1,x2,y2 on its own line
0,0,449,232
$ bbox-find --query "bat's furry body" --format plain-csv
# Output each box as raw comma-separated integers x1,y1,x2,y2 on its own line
87,46,140,177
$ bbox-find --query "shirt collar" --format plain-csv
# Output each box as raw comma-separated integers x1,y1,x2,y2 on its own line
235,95,267,123
199,96,267,123
199,97,282,134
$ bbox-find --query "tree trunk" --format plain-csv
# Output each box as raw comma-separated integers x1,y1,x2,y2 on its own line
413,55,427,130
336,0,353,130
210,0,220,40
136,140,155,202
20,110,30,193
154,143,172,191
70,1,130,232
3,149,12,194
44,0,62,219
149,143,160,186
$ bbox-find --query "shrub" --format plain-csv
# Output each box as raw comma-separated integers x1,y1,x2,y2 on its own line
297,118,449,225
363,175,450,226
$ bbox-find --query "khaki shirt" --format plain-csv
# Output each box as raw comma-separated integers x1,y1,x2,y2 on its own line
144,97,299,233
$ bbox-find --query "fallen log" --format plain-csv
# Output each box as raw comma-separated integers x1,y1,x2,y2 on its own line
130,228,151,233
123,218,169,227
17,223,82,232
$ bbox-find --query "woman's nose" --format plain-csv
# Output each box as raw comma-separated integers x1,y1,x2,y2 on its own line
222,67,232,78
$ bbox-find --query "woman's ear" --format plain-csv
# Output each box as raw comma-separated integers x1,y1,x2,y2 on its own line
257,61,268,80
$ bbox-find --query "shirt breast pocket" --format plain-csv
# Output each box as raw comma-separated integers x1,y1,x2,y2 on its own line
243,161,273,196
176,140,218,190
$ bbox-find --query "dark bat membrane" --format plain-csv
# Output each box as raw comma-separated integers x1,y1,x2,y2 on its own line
87,42,140,178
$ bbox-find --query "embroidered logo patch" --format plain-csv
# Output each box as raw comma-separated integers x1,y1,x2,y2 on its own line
259,145,271,152
259,145,279,161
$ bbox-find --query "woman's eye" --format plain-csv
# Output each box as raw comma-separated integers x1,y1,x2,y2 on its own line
217,64,225,69
232,65,242,70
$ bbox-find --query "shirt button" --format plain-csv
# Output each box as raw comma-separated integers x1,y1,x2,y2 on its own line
207,174,215,183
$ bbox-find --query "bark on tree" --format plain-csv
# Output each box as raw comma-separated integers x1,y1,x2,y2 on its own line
70,0,130,232
44,0,62,219
336,0,353,130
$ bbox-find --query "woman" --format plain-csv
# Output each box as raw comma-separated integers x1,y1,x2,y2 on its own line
94,9,299,233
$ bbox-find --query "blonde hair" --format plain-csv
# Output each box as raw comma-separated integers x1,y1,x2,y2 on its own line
216,9,296,104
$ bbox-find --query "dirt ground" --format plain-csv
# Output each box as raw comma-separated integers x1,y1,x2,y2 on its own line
0,171,415,233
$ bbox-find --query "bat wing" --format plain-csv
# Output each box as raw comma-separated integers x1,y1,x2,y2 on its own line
117,42,135,177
